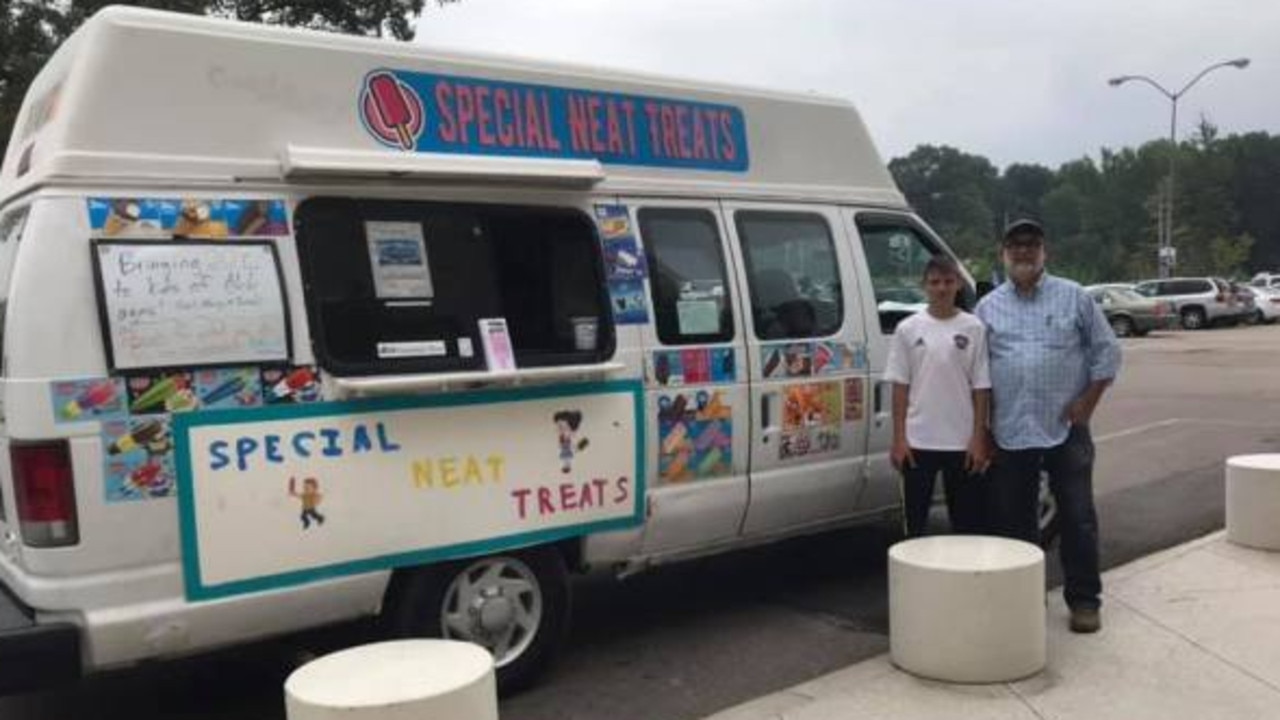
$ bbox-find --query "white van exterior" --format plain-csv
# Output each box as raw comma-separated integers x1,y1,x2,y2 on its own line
0,7,971,693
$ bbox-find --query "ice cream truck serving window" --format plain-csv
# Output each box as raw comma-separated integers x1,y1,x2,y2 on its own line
294,199,614,375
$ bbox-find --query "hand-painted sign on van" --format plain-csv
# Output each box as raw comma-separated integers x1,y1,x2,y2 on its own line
358,69,750,172
174,380,645,600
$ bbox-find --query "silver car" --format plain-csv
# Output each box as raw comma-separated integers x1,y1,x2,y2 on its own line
1133,277,1250,330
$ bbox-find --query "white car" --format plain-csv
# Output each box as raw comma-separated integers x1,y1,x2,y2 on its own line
1243,286,1280,323
1250,272,1280,291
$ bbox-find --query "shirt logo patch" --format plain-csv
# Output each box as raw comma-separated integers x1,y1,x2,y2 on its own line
914,337,926,347
954,334,970,350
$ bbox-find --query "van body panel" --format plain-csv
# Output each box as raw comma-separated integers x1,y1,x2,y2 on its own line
0,7,973,690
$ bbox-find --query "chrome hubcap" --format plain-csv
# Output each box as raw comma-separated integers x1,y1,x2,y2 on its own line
441,557,542,667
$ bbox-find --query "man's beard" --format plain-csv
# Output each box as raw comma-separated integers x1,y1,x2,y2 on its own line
1006,260,1043,282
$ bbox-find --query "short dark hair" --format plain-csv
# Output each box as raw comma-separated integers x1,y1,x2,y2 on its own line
922,255,962,281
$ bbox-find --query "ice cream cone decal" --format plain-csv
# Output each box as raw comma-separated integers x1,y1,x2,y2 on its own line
362,71,424,151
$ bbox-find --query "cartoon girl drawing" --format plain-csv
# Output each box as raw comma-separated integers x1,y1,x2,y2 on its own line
553,410,589,473
288,476,326,530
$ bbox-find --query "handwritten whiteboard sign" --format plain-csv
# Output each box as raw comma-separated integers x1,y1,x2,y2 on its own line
174,380,645,600
93,241,291,370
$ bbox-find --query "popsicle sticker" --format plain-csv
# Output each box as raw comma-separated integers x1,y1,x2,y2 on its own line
361,70,425,151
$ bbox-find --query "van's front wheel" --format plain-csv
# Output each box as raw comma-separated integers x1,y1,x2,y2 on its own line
386,546,570,695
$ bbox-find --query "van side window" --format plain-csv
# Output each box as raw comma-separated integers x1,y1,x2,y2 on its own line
736,211,842,340
294,199,612,376
639,208,735,345
855,218,947,334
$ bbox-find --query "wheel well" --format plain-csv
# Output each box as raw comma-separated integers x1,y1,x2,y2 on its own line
1181,304,1206,315
381,540,583,612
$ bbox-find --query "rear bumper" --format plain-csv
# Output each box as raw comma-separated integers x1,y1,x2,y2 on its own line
0,585,81,695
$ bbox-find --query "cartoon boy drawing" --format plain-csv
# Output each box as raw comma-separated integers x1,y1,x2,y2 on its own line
288,476,326,529
553,410,589,473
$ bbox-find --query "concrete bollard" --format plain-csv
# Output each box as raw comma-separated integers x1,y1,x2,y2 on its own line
1226,454,1280,551
285,639,498,720
889,535,1046,683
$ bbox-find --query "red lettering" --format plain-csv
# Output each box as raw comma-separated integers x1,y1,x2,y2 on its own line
512,88,527,146
475,85,495,146
591,478,608,507
494,88,515,147
567,95,592,152
660,105,679,158
510,488,531,519
719,111,737,161
455,84,476,144
644,102,661,155
537,487,556,515
559,483,578,512
524,93,545,149
613,476,630,504
604,100,625,154
707,111,721,161
675,105,692,159
620,100,638,155
435,82,457,143
541,92,562,151
579,480,598,509
691,108,709,160
587,96,606,153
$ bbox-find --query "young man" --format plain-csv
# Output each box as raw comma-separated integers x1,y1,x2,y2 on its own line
975,219,1121,634
885,256,992,537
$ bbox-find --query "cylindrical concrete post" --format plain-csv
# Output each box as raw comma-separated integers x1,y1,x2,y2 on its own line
285,639,497,720
889,536,1045,683
1227,454,1280,551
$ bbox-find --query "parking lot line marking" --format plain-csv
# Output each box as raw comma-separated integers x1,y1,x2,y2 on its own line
1096,419,1182,444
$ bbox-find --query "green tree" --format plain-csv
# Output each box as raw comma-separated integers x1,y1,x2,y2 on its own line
2,0,447,159
888,144,999,263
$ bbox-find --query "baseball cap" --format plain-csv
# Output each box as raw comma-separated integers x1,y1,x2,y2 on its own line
1002,218,1045,244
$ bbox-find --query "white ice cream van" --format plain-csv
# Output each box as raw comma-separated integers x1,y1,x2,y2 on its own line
0,6,975,693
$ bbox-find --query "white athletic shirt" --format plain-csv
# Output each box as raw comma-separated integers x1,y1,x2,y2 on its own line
883,310,992,451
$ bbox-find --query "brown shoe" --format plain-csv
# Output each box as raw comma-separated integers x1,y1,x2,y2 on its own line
1070,607,1101,634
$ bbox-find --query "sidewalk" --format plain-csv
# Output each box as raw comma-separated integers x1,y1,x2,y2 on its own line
705,531,1280,720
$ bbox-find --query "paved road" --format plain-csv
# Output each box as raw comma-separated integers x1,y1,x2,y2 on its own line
3,324,1278,720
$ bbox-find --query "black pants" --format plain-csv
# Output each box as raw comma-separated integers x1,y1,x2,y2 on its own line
990,424,1101,610
900,450,988,537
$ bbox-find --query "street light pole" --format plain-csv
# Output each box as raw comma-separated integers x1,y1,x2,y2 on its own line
1108,58,1250,279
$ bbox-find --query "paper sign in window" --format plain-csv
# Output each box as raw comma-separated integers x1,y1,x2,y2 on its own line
677,300,721,335
366,221,433,299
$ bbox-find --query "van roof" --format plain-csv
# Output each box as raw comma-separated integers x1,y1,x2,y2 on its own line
0,6,907,208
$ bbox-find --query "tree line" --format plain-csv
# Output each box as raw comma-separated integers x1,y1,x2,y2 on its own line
889,124,1280,284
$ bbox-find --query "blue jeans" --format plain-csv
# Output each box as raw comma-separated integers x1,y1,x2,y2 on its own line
991,424,1101,610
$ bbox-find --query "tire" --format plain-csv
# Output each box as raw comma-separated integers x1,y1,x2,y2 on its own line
385,546,571,695
1038,470,1060,549
1251,310,1264,326
1109,315,1133,338
1181,307,1207,330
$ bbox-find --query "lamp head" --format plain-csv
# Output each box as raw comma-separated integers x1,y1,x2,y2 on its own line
1228,58,1250,69
1107,76,1131,87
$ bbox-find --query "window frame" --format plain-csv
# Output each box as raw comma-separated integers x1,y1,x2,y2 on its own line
852,212,973,335
638,206,736,347
294,197,615,377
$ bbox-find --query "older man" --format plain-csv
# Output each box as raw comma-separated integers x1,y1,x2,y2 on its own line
976,219,1122,634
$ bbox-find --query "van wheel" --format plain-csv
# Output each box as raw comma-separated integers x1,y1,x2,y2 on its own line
1181,307,1206,330
385,546,570,695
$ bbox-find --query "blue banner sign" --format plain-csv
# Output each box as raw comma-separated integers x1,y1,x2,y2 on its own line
359,69,749,172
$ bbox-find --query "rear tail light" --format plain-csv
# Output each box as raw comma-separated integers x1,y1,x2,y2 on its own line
10,441,79,547
1271,297,1280,305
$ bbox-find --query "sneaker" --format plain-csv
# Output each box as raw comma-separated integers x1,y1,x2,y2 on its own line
1069,607,1101,634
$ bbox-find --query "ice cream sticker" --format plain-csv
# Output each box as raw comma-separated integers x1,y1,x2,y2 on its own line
51,378,126,423
657,390,733,483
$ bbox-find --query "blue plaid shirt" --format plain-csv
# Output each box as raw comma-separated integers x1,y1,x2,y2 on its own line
975,273,1122,450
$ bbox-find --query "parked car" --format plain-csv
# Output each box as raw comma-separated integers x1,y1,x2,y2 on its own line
1133,277,1250,329
1242,286,1280,324
1232,282,1259,324
1250,272,1280,291
1084,285,1174,337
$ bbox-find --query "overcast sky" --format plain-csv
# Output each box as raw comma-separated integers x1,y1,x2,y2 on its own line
414,0,1278,170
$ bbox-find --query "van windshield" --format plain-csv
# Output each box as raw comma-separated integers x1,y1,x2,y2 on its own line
294,199,613,376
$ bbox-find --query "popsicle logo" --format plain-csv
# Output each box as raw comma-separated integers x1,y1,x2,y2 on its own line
360,70,425,151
